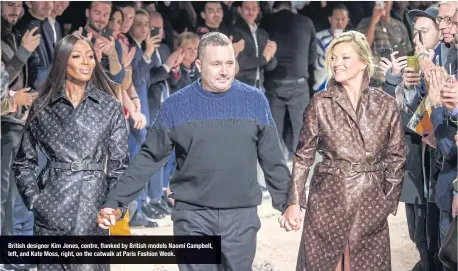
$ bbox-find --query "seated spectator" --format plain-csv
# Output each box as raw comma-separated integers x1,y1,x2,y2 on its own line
169,32,200,94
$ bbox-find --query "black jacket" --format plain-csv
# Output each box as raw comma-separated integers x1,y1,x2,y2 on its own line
12,84,129,238
16,11,54,89
260,10,317,82
169,63,200,94
231,20,277,87
1,18,40,125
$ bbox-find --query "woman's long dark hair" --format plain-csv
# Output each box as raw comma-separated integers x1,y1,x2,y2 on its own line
26,33,119,127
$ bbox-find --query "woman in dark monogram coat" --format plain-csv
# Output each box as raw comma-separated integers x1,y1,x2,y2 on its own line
12,34,129,271
280,31,407,271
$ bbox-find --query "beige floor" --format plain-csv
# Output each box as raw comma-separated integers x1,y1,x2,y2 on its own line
111,200,419,271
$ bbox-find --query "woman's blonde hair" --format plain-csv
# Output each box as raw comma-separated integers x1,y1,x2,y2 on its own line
178,32,200,48
325,30,374,81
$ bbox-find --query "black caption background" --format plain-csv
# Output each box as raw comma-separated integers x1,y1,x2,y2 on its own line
0,236,221,265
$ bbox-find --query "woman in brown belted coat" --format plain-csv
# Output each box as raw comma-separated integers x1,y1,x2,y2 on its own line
280,31,407,271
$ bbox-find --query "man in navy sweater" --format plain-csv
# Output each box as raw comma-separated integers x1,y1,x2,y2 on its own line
99,32,291,270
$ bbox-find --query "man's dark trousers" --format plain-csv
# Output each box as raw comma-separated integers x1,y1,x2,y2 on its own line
172,207,261,270
265,79,310,154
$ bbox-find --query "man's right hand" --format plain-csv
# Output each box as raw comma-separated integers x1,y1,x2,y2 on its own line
144,33,161,59
263,40,277,62
371,5,385,25
21,27,41,52
403,67,421,89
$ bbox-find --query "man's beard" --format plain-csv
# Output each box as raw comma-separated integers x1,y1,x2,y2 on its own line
88,20,104,33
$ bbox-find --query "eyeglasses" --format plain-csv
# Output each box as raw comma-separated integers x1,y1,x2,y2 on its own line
436,16,453,26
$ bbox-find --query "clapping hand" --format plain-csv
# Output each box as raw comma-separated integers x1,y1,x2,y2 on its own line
441,76,458,112
121,42,136,69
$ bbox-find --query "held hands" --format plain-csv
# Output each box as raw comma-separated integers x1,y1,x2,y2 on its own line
97,208,122,229
278,204,303,232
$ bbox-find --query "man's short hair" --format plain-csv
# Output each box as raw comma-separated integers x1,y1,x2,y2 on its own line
198,32,231,59
135,8,149,18
89,1,112,10
203,1,222,11
330,4,349,16
114,1,136,9
272,1,292,11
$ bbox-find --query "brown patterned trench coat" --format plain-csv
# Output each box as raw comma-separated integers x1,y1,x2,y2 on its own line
287,78,406,271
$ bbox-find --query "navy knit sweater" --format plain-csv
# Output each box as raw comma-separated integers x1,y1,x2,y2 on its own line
103,80,291,212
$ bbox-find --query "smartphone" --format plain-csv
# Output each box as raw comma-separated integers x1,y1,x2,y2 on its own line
375,0,384,8
379,48,392,60
407,56,420,73
392,43,407,57
102,28,113,39
28,20,41,36
150,27,160,38
418,31,423,45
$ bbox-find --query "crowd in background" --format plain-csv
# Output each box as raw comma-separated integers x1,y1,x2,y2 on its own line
1,1,457,271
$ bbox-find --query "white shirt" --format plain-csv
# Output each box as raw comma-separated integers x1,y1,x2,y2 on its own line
47,17,57,44
248,23,260,82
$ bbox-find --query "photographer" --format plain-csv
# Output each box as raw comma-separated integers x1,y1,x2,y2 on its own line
357,1,412,87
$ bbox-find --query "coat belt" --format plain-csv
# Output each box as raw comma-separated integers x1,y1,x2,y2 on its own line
320,160,385,173
49,161,105,172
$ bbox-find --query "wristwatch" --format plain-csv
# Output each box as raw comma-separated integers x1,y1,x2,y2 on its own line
431,104,443,110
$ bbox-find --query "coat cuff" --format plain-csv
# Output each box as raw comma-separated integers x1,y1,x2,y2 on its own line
16,46,33,64
102,199,119,210
385,68,402,86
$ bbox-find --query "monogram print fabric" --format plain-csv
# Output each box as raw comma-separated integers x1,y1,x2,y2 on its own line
288,78,406,271
12,84,129,271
